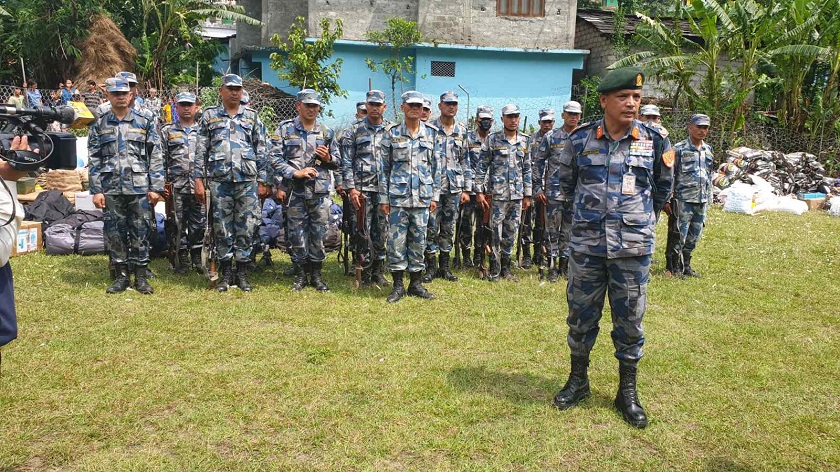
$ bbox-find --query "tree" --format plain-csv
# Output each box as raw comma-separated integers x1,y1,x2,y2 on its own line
269,16,347,111
365,17,424,115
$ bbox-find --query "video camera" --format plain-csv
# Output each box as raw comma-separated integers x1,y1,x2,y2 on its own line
0,103,94,171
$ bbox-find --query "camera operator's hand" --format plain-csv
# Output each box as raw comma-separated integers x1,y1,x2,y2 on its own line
147,191,162,206
93,193,105,209
1,136,36,182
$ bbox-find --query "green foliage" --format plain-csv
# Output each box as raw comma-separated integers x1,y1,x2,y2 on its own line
365,17,424,118
579,76,603,118
269,16,347,113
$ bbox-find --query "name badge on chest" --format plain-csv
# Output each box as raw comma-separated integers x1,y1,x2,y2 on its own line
629,138,654,157
622,173,636,195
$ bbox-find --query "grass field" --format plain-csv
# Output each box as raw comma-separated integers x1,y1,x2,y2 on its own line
1,208,838,471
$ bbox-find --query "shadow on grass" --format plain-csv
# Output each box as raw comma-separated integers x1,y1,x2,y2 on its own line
447,365,559,405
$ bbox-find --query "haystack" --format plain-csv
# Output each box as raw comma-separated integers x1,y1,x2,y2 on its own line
75,14,137,86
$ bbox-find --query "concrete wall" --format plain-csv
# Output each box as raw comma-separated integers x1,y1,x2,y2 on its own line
308,0,419,39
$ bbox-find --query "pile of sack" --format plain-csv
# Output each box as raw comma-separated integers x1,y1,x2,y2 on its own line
712,147,835,197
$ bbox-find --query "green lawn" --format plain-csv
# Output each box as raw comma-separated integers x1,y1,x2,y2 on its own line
1,208,838,471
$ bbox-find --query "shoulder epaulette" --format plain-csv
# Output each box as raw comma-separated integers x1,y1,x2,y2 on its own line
641,121,668,138
385,122,399,132
570,121,597,137
424,122,439,132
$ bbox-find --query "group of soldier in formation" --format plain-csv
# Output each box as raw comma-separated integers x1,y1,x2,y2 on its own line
86,67,715,428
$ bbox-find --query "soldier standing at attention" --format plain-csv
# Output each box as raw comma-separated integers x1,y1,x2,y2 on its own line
671,114,713,278
341,90,392,286
379,91,440,303
520,108,556,269
459,106,494,268
194,74,270,292
533,101,582,281
271,89,340,292
88,78,164,294
476,104,532,282
552,68,674,429
423,91,472,283
160,92,206,273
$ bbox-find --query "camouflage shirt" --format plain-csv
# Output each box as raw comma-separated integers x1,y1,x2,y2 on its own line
379,121,440,208
533,127,573,201
341,116,392,193
88,108,165,195
431,118,473,195
465,130,490,193
558,119,674,259
269,117,340,198
476,130,532,200
673,139,714,204
160,122,198,193
194,105,268,184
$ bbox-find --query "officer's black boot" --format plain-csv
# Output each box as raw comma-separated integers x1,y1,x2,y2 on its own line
216,260,233,292
682,254,701,278
175,250,190,274
553,355,591,410
421,253,437,283
371,259,388,286
521,245,532,269
236,263,252,292
462,248,473,268
614,363,648,429
407,270,435,299
386,270,405,303
190,248,202,271
547,257,560,283
309,260,330,292
291,262,307,291
438,252,458,281
106,263,130,294
500,256,519,282
134,264,154,294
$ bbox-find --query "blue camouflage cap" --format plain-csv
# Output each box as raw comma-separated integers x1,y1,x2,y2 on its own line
440,91,459,103
501,104,520,116
366,90,386,104
240,90,251,105
296,88,321,106
115,71,138,85
539,108,556,121
563,101,583,114
640,104,661,117
105,78,130,92
422,97,432,109
175,92,197,104
401,90,425,105
222,74,243,87
356,101,366,111
477,106,493,119
690,113,711,126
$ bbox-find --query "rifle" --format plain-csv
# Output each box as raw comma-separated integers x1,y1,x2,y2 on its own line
201,192,219,288
515,205,527,269
536,201,549,281
453,202,465,269
478,195,493,280
351,193,370,288
339,194,353,276
164,182,181,271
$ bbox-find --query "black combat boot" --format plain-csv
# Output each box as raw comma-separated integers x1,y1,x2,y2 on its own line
216,260,233,292
190,248,203,271
370,259,388,286
407,271,435,299
682,254,701,278
473,248,482,268
236,263,252,292
175,250,190,274
462,248,473,268
134,264,154,294
615,364,648,429
291,262,307,291
386,270,405,303
500,256,519,282
421,253,437,283
560,256,569,279
521,245,532,269
553,355,591,410
106,263,130,294
437,252,458,281
547,257,560,283
485,255,499,282
309,260,330,292
283,265,296,276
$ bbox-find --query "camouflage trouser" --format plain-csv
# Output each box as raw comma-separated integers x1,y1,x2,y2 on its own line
175,191,207,250
363,190,388,261
664,198,682,271
426,192,459,255
676,200,707,257
458,195,477,250
387,206,429,273
208,180,259,263
546,199,573,258
286,193,330,263
566,251,649,366
104,194,153,265
490,199,522,257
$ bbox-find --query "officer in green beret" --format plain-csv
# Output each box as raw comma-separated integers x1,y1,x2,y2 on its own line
551,67,674,428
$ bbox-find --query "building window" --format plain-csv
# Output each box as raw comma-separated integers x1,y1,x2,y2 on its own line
497,0,545,17
431,61,456,77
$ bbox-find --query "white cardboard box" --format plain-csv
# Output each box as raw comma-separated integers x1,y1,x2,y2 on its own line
75,191,96,211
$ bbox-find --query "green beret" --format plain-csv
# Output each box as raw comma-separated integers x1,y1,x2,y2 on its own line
597,67,645,94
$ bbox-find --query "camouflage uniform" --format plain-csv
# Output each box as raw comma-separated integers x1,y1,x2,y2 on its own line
458,129,487,262
533,127,574,260
558,119,673,365
194,104,268,264
161,121,206,253
673,137,713,270
270,117,340,265
379,121,440,273
426,118,472,256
